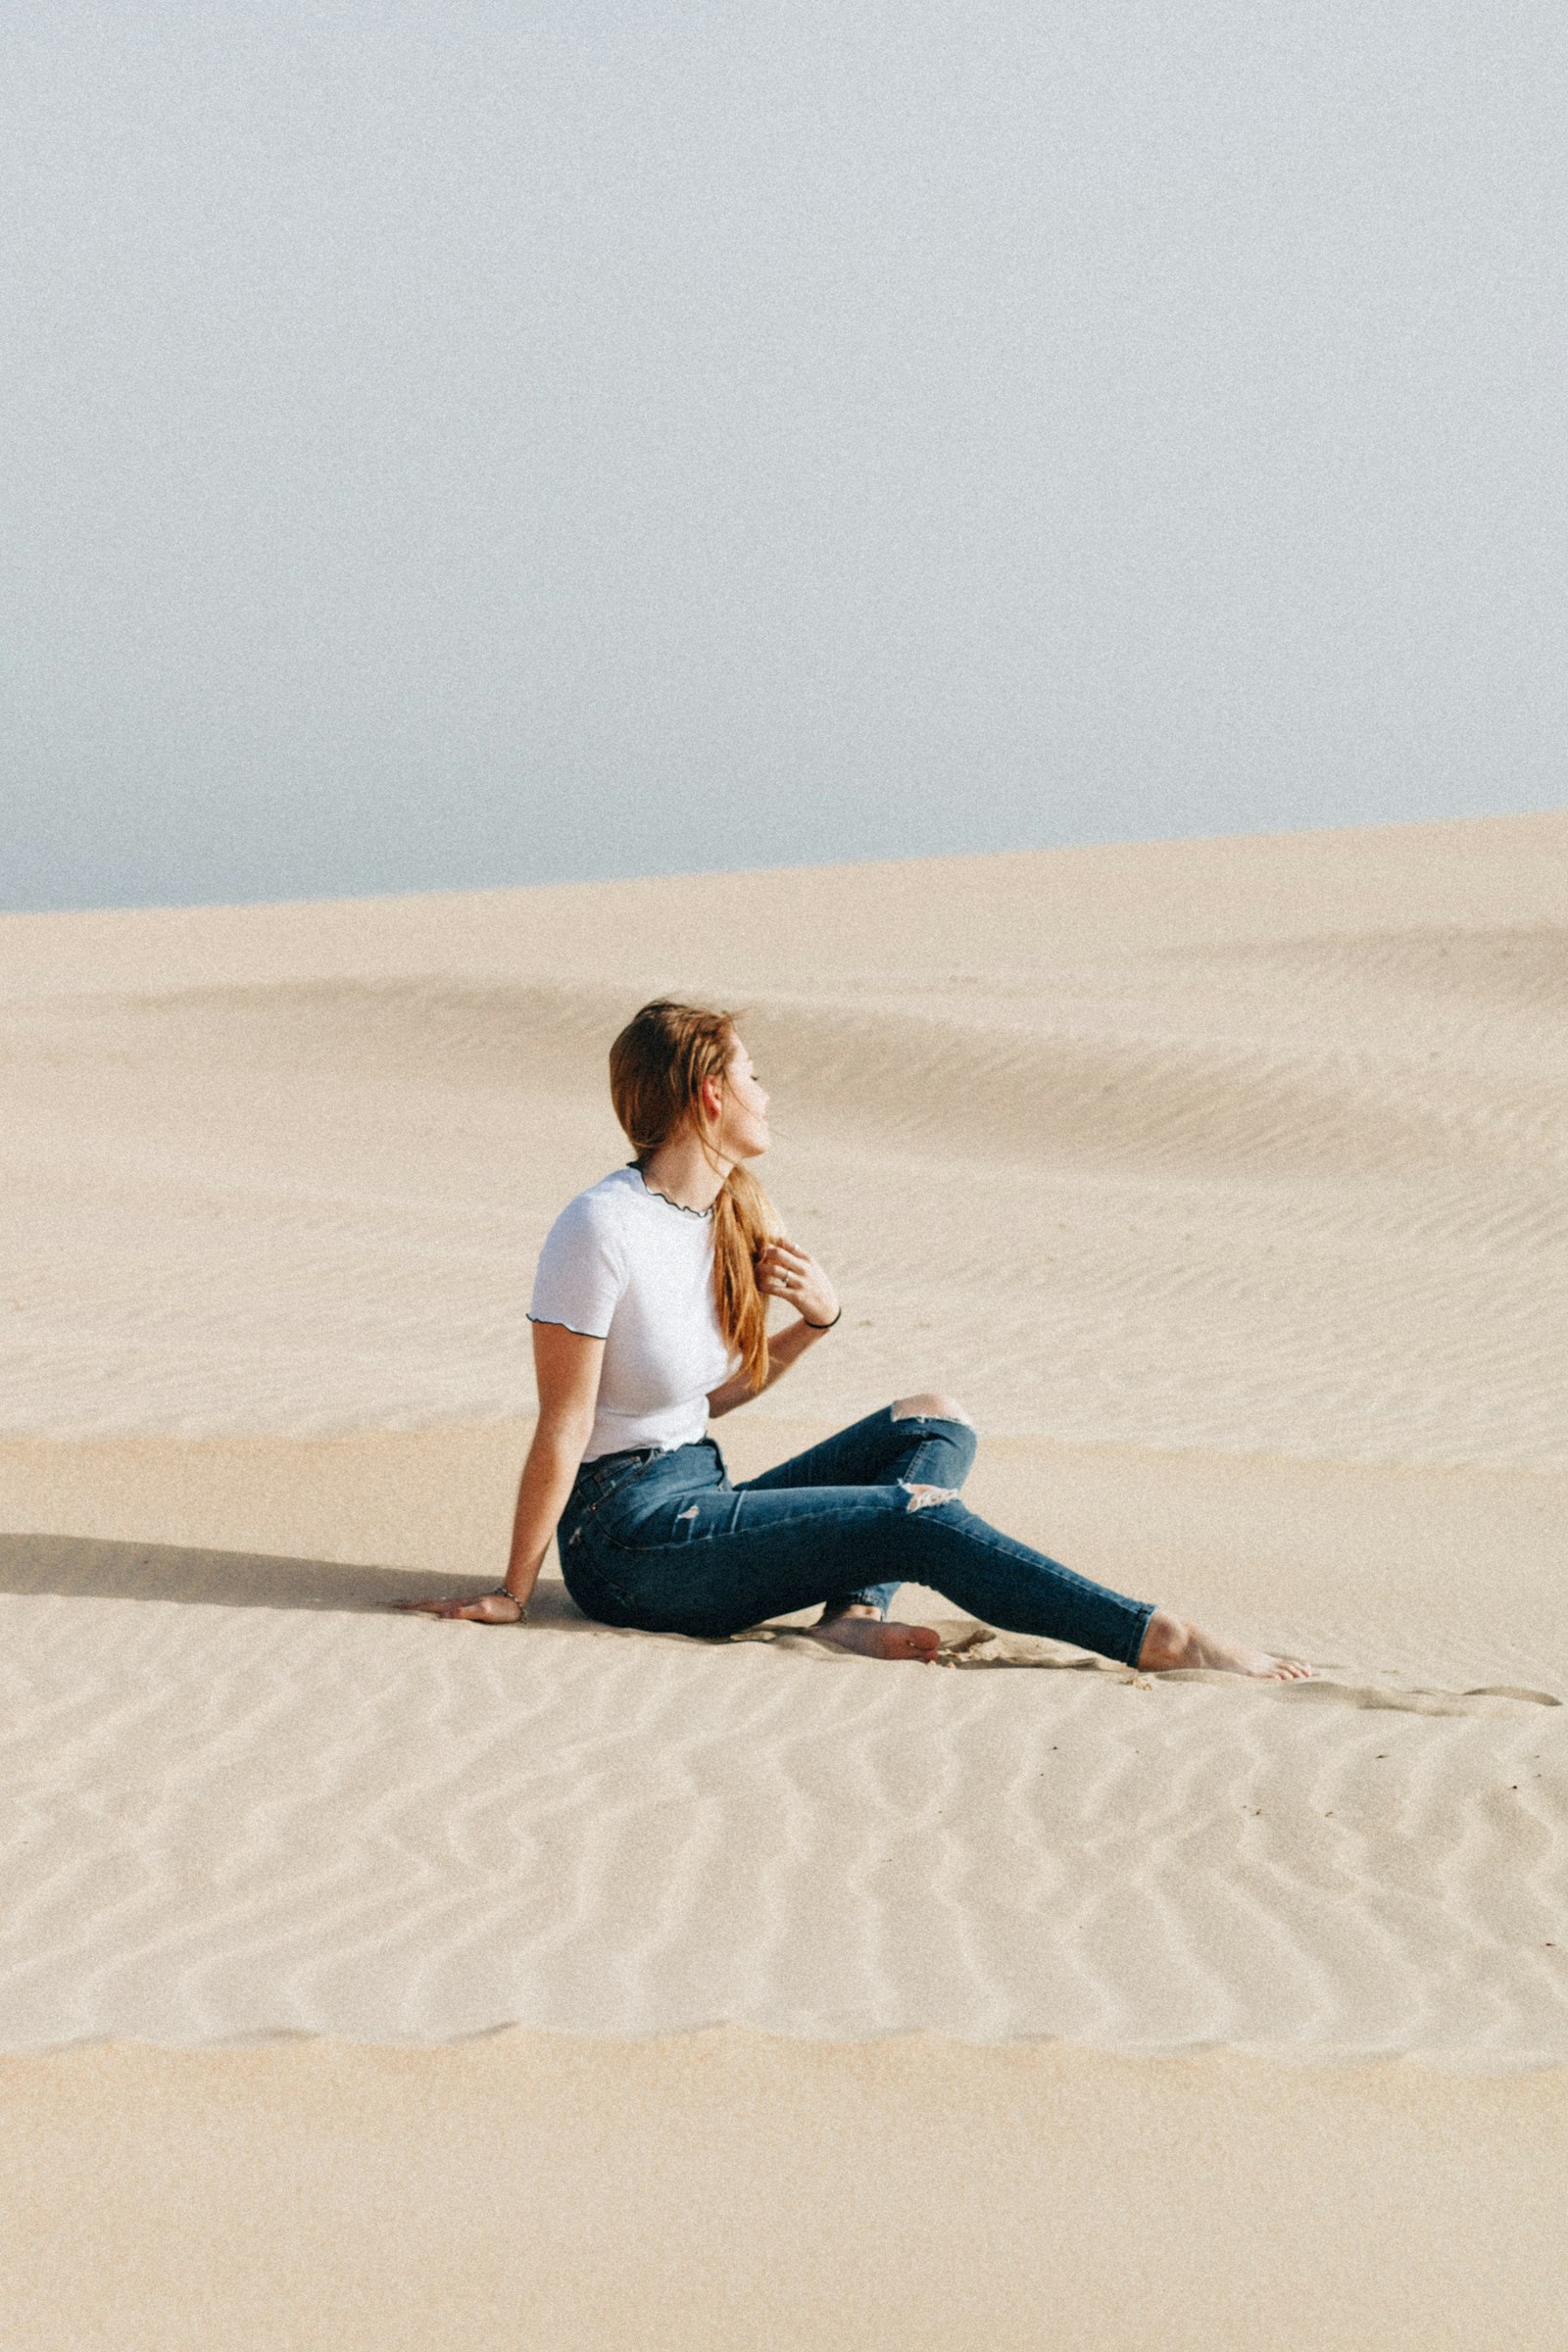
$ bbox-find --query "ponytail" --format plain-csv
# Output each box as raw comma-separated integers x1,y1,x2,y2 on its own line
710,1158,776,1394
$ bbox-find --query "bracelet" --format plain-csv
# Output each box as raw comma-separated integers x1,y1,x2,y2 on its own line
492,1588,527,1616
802,1305,842,1331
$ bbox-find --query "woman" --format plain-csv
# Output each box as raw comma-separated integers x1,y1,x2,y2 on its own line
405,1001,1309,1680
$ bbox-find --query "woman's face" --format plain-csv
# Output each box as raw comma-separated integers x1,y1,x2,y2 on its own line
709,1035,771,1162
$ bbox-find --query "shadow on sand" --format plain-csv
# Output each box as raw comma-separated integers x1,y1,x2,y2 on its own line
0,1530,594,1628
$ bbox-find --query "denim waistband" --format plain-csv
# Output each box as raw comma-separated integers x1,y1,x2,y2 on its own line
572,1437,719,1497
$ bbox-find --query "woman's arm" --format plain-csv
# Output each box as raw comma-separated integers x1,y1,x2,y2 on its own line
396,1321,605,1621
708,1238,839,1419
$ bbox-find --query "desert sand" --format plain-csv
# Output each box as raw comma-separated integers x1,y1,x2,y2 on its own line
2,811,1566,2346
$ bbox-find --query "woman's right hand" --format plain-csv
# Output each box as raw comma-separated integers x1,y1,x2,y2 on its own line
392,1590,525,1624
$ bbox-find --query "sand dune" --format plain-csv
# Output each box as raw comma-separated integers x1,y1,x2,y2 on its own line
4,809,1564,999
3,816,1566,2344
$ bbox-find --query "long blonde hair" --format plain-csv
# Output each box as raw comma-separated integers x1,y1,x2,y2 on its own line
608,1000,779,1393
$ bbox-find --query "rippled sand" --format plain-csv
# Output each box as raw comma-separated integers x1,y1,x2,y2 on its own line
1,1429,1566,2059
2,812,1565,2346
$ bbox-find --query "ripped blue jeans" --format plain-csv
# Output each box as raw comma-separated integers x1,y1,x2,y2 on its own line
557,1402,1155,1668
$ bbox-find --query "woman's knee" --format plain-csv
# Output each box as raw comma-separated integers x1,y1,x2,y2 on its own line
892,1392,973,1428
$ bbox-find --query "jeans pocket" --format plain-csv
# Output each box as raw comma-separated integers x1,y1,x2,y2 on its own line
569,1456,647,1534
560,1521,638,1622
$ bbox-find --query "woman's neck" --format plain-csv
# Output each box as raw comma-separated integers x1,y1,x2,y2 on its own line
638,1133,731,1214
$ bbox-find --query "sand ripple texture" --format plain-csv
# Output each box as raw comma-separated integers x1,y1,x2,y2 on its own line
0,1539,1565,2059
1,888,1566,1473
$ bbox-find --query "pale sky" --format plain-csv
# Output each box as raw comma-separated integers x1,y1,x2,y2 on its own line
4,0,1564,912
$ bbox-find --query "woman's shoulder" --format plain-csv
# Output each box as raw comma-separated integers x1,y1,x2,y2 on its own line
546,1166,640,1238
533,1172,639,1299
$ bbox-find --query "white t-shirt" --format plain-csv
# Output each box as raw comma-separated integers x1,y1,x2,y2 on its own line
527,1165,740,1459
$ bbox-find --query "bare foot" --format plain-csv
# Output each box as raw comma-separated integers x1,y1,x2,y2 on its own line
1138,1608,1312,1682
809,1603,941,1662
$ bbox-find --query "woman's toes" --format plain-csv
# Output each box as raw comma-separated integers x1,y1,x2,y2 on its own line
891,1623,942,1661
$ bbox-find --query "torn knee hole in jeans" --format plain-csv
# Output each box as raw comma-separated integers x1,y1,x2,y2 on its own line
899,1481,959,1513
676,1505,700,1523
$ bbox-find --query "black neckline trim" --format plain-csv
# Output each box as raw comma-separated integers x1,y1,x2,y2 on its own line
627,1163,713,1220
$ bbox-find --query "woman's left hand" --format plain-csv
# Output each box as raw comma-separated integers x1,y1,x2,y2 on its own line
757,1239,839,1329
